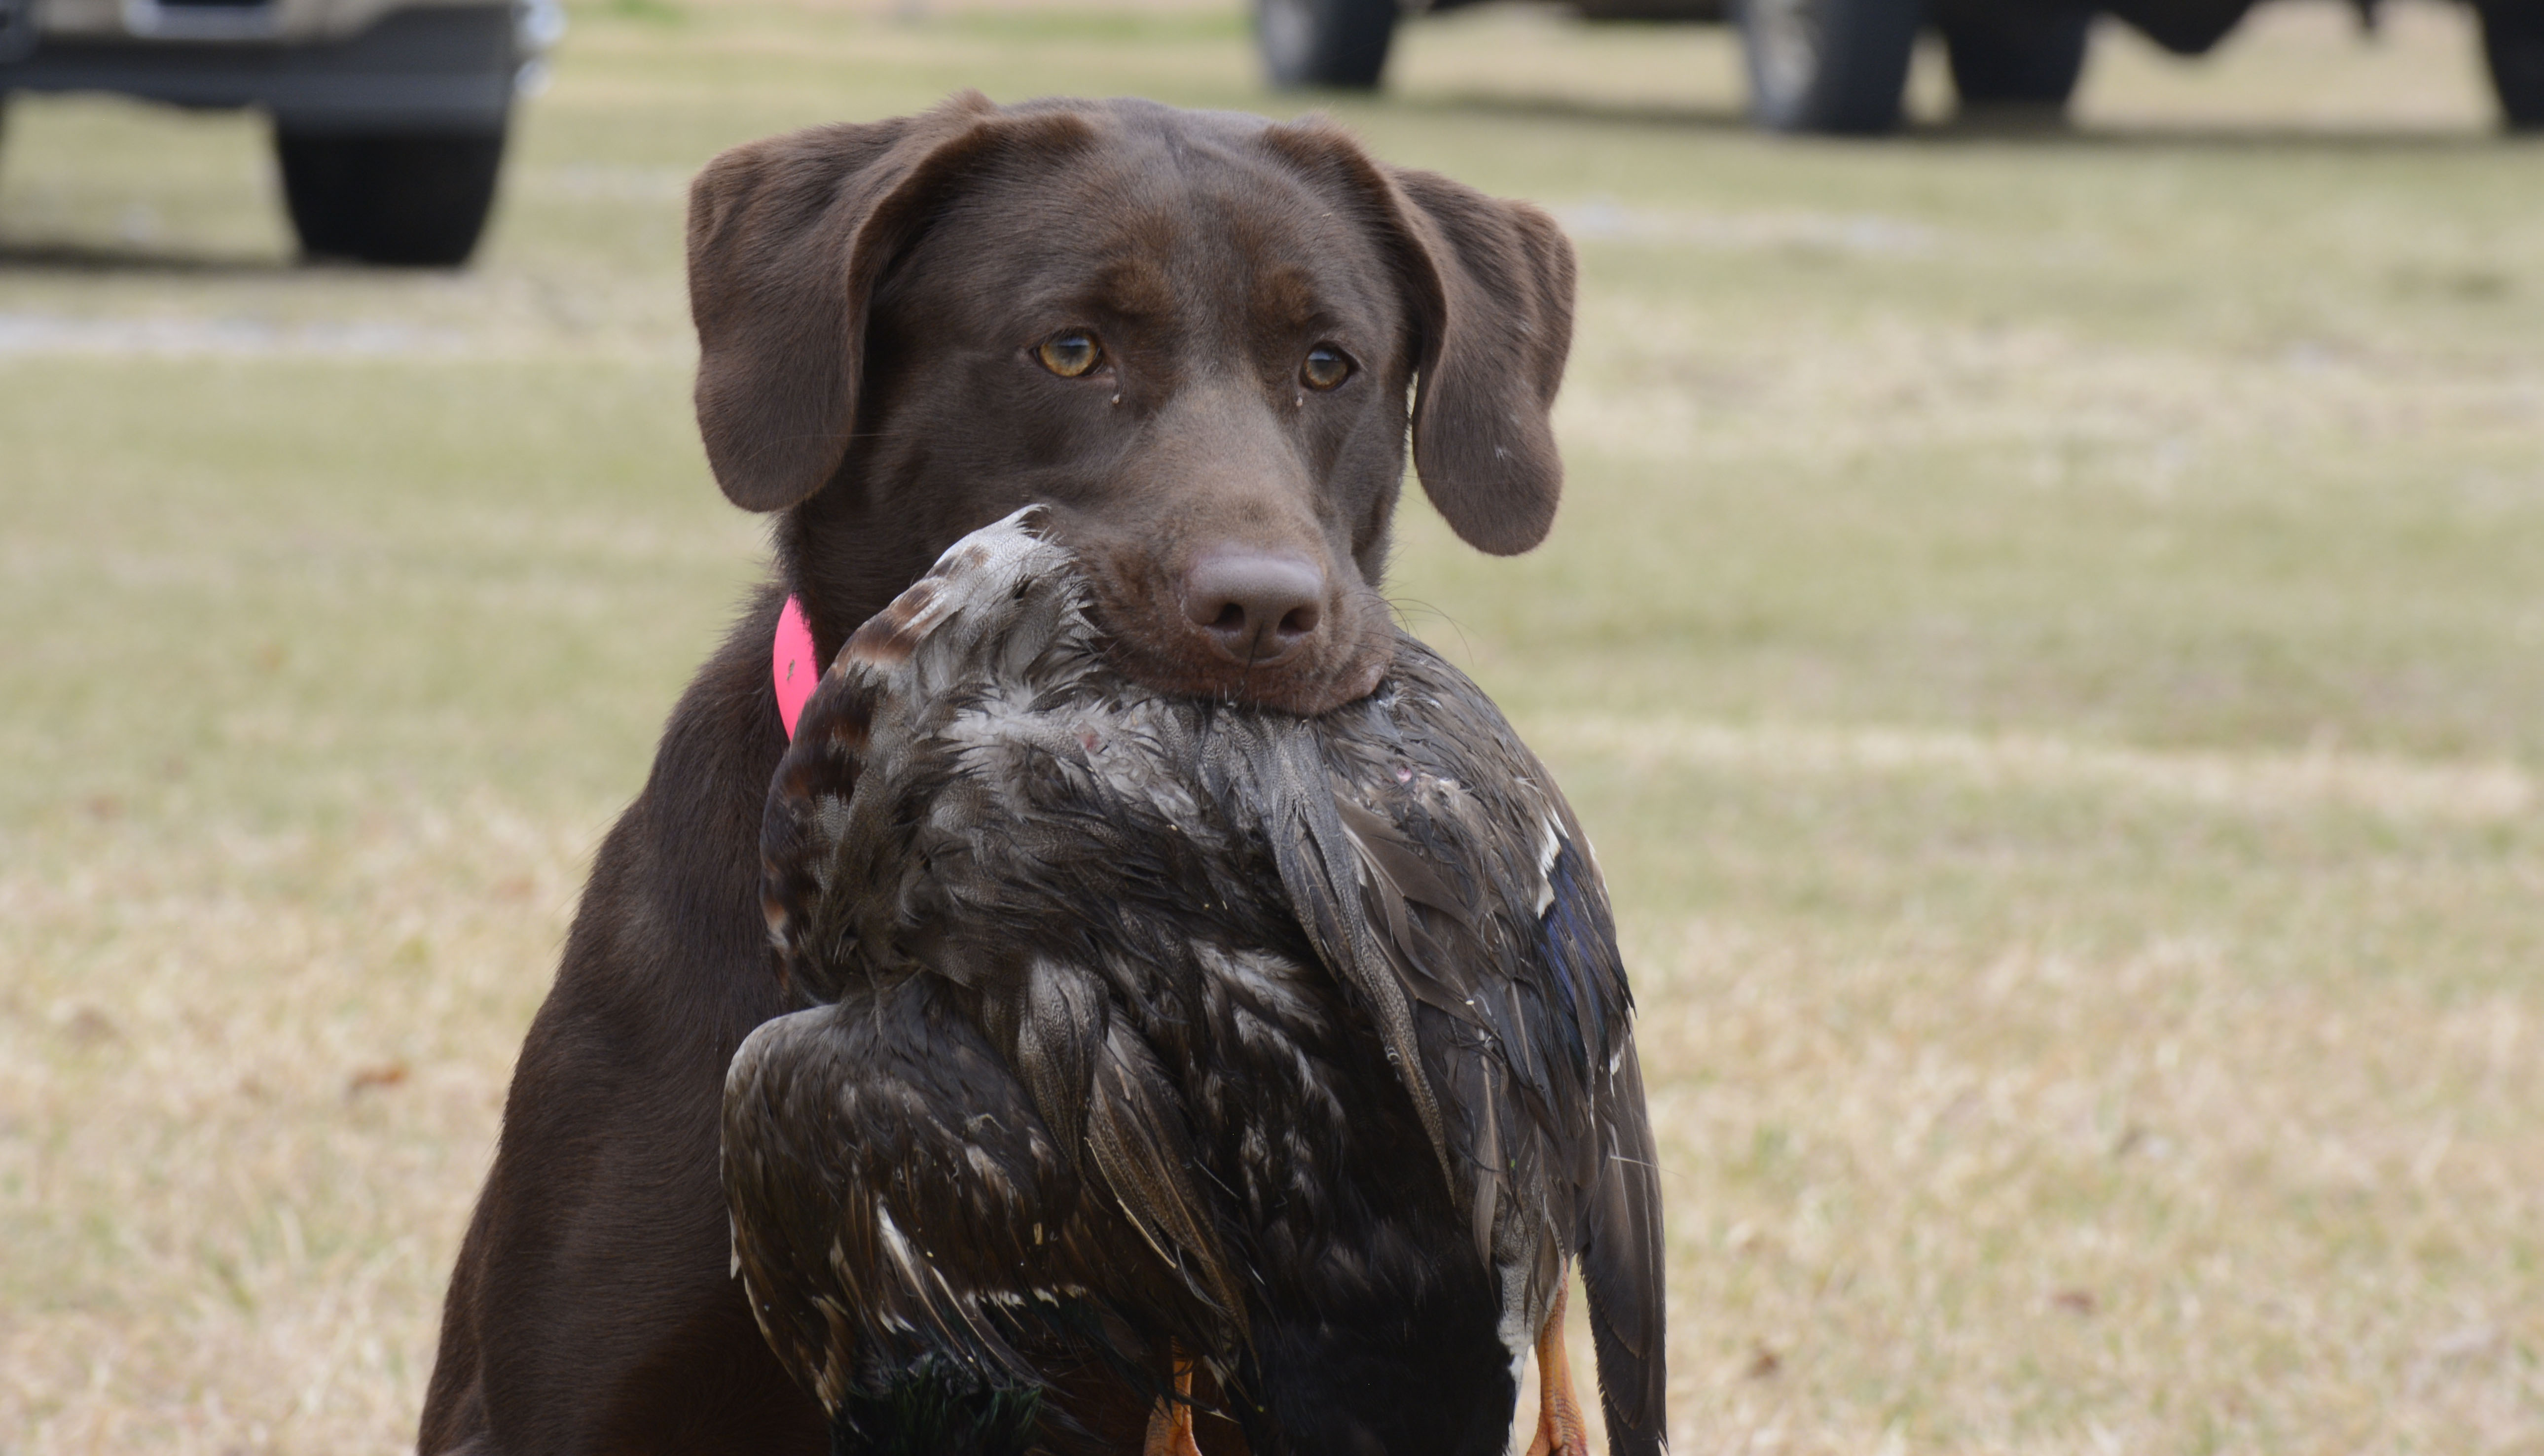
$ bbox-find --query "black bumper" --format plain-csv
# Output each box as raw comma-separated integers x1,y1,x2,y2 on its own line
0,4,518,132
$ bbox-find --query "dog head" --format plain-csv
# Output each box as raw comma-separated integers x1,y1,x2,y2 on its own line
687,94,1575,715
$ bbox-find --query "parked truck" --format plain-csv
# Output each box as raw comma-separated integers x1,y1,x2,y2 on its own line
0,0,563,264
1254,0,2544,132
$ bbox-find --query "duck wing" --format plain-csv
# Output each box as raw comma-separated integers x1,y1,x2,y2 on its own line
742,512,1244,1419
723,975,1102,1406
1305,636,1669,1454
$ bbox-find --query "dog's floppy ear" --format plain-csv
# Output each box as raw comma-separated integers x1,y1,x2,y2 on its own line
1265,123,1577,556
687,96,995,512
1388,168,1576,556
687,92,1060,513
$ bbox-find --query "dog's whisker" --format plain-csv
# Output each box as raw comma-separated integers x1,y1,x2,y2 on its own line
1385,597,1476,663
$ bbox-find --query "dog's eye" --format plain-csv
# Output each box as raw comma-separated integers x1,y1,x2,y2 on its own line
1301,345,1351,391
1036,331,1104,379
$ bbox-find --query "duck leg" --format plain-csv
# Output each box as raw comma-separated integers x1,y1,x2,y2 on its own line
1523,1282,1592,1456
1142,1345,1202,1456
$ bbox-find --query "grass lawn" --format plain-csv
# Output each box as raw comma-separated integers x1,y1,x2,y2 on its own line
3,0,2540,1449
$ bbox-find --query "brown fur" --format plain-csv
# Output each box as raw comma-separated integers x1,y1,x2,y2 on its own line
419,93,1574,1453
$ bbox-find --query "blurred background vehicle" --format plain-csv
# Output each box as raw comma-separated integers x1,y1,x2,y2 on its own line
0,0,564,263
1255,0,2544,131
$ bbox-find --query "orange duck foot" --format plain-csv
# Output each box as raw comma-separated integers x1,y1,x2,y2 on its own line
1524,1283,1593,1456
1143,1348,1202,1456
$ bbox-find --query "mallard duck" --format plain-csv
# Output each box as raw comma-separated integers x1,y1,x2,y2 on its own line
724,510,1664,1456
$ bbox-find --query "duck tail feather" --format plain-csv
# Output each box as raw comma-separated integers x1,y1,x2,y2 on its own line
1579,1038,1668,1455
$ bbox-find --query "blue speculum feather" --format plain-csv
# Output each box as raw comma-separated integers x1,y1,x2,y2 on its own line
1535,836,1617,1071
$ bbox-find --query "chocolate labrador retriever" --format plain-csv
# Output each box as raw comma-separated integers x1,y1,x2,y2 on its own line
418,92,1576,1455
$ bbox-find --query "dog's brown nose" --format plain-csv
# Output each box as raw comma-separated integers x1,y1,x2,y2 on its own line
1183,550,1325,666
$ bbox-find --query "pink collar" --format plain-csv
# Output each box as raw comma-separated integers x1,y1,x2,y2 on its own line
772,595,817,742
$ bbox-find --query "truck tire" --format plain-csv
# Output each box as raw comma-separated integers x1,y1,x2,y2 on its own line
1256,0,1398,89
0,0,35,65
2477,0,2544,130
276,127,506,267
1739,0,1923,133
2101,0,2250,54
1937,2,2089,108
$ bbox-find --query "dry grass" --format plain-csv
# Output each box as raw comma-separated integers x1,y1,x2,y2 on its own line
1,798,587,1450
4,0,2543,1450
